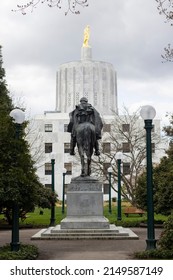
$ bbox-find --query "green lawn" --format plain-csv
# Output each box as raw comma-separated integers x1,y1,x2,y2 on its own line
0,204,168,228
20,207,66,227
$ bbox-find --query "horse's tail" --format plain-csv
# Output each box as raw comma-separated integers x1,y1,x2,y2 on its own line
77,123,96,157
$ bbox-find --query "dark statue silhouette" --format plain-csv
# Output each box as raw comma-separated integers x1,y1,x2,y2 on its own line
67,97,103,177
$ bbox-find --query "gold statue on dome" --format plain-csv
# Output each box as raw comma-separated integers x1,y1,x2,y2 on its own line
83,25,90,47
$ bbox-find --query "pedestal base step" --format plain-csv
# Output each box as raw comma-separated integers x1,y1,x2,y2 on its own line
31,225,139,240
60,216,110,229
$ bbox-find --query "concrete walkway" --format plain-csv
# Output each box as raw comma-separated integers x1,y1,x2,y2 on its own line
0,228,163,260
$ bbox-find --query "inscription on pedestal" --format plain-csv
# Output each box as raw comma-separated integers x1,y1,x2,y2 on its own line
68,183,101,192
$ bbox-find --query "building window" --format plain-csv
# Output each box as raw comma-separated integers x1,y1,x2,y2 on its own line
103,162,111,176
45,124,53,132
45,184,52,189
64,163,72,175
123,162,130,175
45,143,52,153
64,124,68,132
152,143,155,153
103,124,111,132
103,143,111,153
103,184,109,194
122,142,130,153
45,163,52,175
64,143,70,153
122,124,130,132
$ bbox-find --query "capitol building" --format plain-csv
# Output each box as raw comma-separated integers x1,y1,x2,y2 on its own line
29,28,165,200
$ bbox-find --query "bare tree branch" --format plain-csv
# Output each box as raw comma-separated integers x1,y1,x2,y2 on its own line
156,0,173,24
26,119,45,168
161,43,173,62
12,0,89,15
156,1,173,61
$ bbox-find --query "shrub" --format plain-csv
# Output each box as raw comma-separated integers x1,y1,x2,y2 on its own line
135,249,173,259
158,214,173,250
0,244,39,260
134,214,173,259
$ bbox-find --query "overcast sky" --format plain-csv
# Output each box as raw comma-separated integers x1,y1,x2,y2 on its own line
1,0,173,125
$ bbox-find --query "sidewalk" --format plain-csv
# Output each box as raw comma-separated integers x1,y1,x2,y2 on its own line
0,228,163,260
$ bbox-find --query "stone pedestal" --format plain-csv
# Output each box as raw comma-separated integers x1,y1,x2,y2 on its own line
60,176,110,229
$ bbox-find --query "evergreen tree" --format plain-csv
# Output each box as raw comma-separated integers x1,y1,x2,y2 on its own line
0,46,55,224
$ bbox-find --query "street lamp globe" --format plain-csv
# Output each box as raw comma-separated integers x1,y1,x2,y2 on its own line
50,152,56,160
10,109,25,124
107,166,113,173
115,151,123,161
140,105,156,120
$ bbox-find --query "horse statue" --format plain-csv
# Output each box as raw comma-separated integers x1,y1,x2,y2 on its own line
67,97,103,177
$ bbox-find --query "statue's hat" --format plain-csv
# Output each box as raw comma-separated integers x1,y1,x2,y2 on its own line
80,97,88,103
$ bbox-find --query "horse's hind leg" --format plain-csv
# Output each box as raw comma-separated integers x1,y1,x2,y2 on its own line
81,155,85,177
87,157,91,176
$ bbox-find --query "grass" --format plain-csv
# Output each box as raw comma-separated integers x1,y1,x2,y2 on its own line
0,206,66,228
0,202,168,228
22,207,66,227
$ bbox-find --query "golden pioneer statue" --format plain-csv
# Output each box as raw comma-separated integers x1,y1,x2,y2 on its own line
83,25,90,47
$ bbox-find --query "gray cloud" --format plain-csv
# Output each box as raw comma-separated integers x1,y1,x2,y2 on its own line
1,0,173,123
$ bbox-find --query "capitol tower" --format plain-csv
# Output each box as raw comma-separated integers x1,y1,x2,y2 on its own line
55,25,118,115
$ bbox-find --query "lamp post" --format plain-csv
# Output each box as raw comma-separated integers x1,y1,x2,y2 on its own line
50,153,56,226
62,168,67,214
116,152,123,221
9,108,25,252
140,105,157,250
107,167,113,214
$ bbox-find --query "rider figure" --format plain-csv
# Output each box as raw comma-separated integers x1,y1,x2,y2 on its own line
67,97,103,156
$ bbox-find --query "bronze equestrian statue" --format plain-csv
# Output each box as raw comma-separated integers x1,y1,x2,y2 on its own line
67,97,103,177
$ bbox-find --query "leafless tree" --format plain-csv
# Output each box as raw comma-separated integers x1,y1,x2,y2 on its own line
25,119,46,168
91,107,161,205
12,0,89,15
